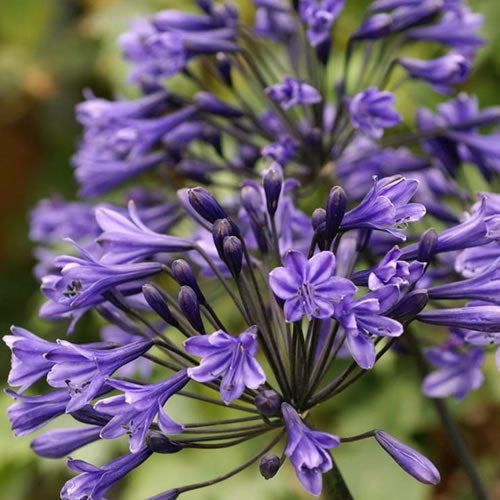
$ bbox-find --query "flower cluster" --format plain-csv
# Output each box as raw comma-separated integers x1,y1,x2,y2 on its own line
4,0,500,498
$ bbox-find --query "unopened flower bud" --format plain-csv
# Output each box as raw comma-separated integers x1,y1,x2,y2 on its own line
213,218,238,260
172,259,205,303
145,488,180,500
178,286,205,333
418,228,438,262
223,236,243,277
374,430,440,485
31,427,102,458
263,165,283,217
259,454,281,480
188,187,227,223
255,389,281,416
143,284,179,327
241,184,266,225
389,290,428,325
147,431,183,454
325,186,346,247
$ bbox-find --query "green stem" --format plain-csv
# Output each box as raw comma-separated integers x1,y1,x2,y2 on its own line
322,453,354,500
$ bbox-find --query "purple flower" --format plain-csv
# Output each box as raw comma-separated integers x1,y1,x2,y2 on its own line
61,446,152,500
367,246,425,291
76,89,168,129
3,327,56,393
5,389,70,437
428,259,500,304
407,6,484,51
31,426,103,458
96,201,192,264
73,106,197,197
350,87,401,138
30,198,99,244
417,304,500,333
46,339,152,412
334,285,403,369
374,430,440,485
401,196,500,259
266,77,321,109
253,0,297,41
269,250,356,322
95,370,188,452
398,53,471,93
422,346,484,400
184,327,266,403
300,0,344,46
261,134,297,164
282,402,340,496
42,240,162,308
342,176,426,239
465,329,500,371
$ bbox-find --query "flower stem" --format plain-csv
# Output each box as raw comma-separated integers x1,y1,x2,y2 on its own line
405,330,490,500
322,454,354,500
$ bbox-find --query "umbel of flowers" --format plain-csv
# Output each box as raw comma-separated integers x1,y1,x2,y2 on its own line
4,0,500,498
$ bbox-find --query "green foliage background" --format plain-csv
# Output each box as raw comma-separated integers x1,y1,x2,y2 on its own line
1,1,500,499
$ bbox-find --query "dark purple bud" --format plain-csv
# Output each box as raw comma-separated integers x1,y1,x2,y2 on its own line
312,208,326,230
263,165,283,217
255,389,281,416
223,236,243,277
215,52,232,86
241,185,266,225
325,186,347,247
31,426,102,458
188,187,227,223
195,91,243,117
418,228,438,262
178,286,205,333
171,259,205,303
259,454,281,480
374,430,440,485
147,431,183,454
212,218,238,260
143,283,179,327
316,37,331,66
352,13,392,40
145,489,180,500
71,404,112,427
389,290,428,325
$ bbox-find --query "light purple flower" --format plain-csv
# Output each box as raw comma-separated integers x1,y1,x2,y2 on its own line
300,0,344,46
269,250,356,322
342,175,426,239
96,200,192,264
334,285,403,369
282,402,340,496
46,339,152,412
95,370,189,452
399,52,471,94
61,446,152,500
350,87,401,138
3,327,56,393
422,346,484,400
465,329,500,371
368,246,425,291
41,240,162,309
266,77,321,109
184,327,266,404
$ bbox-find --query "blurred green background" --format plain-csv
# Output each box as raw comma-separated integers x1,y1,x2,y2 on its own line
1,1,500,499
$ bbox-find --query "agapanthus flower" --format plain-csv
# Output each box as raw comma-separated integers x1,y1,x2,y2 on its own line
269,250,355,321
184,328,266,403
7,0,499,497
